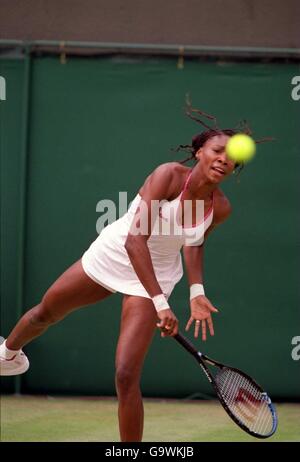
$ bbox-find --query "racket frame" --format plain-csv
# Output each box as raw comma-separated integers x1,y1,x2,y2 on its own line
174,332,278,439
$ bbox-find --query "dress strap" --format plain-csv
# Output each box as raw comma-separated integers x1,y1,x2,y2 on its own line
212,188,216,206
181,171,193,195
180,170,215,218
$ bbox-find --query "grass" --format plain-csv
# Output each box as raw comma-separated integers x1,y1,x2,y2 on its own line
1,395,299,442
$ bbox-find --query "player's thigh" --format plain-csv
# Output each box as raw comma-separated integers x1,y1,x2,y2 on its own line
115,295,157,375
42,259,113,312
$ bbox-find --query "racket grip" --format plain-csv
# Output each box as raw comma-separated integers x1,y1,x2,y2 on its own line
174,332,200,359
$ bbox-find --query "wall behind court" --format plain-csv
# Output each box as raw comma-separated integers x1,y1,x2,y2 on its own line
1,55,299,398
0,0,300,49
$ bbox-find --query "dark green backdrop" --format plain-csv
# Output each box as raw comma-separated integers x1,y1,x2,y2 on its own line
1,56,299,398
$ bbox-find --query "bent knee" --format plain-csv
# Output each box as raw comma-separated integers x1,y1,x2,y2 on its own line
115,365,141,391
42,285,64,310
29,302,64,327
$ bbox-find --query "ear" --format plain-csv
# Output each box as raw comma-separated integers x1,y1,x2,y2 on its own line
195,148,202,160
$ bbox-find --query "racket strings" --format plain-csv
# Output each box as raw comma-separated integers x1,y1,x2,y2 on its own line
215,368,275,436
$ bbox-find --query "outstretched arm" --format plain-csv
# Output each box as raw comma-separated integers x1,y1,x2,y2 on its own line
183,192,232,341
183,244,219,341
125,163,180,336
125,164,174,298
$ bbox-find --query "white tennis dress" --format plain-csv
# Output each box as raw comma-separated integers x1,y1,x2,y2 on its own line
81,172,214,299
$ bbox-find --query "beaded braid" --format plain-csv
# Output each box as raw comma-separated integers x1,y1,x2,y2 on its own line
172,96,274,175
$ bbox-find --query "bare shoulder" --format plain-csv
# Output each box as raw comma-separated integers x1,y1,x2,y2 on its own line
139,162,190,199
150,161,187,177
213,188,232,225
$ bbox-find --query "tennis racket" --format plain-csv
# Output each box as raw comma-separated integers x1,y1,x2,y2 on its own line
174,332,278,439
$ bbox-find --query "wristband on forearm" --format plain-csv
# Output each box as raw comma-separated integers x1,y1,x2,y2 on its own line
152,294,170,312
190,283,205,300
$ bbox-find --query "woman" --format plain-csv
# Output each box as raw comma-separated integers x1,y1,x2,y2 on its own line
0,126,239,441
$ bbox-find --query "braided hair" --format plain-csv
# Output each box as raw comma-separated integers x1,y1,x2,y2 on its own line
172,95,273,175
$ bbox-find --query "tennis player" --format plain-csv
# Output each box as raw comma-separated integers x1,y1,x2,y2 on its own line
0,125,238,441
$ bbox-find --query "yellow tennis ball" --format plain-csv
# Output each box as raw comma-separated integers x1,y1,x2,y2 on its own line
226,134,256,163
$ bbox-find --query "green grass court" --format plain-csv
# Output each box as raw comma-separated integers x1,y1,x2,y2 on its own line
1,395,299,442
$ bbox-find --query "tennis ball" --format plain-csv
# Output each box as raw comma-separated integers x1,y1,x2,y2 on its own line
226,133,256,163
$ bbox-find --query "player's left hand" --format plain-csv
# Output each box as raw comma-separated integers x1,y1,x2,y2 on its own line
185,295,219,341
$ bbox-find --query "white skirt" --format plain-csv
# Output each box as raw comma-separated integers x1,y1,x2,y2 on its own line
81,219,183,300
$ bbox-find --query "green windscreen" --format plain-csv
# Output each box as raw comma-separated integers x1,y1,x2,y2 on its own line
1,56,299,398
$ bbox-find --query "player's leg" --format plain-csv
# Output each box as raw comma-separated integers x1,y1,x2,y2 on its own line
115,294,158,442
1,259,113,359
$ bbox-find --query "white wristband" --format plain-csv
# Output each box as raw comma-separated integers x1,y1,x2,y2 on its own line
190,283,205,300
152,294,170,312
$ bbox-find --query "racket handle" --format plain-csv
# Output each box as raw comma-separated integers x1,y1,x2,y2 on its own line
174,332,201,360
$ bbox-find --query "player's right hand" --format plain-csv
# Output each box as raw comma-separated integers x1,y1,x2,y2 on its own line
156,309,178,337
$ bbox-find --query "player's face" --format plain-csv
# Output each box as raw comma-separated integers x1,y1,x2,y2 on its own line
196,134,236,183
